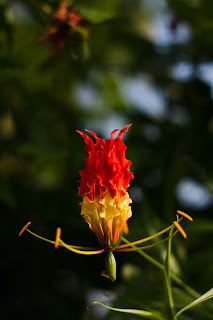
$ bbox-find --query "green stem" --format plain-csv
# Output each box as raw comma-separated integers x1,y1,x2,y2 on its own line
164,268,176,320
121,236,200,299
164,228,177,320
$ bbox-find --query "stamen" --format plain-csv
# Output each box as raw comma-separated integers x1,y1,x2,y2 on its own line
116,218,183,249
177,210,193,221
26,228,56,244
116,230,179,252
21,225,102,251
59,239,104,255
19,222,31,236
173,221,187,238
101,271,112,280
69,245,101,250
55,228,61,248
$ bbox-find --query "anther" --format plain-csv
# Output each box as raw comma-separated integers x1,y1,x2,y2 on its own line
177,210,193,221
19,222,31,236
173,221,187,238
101,271,113,280
55,228,61,248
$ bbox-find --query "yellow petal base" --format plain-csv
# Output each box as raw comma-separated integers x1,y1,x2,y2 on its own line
80,190,132,249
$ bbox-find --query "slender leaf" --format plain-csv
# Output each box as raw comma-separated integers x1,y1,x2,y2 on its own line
88,302,165,320
175,287,213,318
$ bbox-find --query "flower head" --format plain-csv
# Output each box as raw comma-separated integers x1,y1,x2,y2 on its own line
77,124,134,250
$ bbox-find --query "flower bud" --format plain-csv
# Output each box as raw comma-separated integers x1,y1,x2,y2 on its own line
105,252,116,282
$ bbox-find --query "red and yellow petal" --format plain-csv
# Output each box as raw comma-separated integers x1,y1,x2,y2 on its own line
77,125,134,249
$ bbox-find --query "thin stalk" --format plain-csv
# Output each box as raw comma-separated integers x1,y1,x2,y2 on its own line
163,228,177,320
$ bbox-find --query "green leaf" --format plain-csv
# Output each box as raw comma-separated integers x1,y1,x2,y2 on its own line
77,6,116,23
74,0,121,23
175,287,213,318
87,302,165,320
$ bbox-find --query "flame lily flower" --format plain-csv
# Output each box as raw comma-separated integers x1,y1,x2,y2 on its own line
77,124,134,250
19,125,193,281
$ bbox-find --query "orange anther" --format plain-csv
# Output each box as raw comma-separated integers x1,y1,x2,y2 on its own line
173,221,187,238
55,227,61,248
101,271,112,280
177,210,193,221
19,221,31,236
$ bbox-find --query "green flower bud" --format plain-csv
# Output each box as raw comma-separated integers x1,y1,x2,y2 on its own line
105,252,116,281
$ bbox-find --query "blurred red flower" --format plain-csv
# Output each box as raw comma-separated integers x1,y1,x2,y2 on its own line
39,2,83,55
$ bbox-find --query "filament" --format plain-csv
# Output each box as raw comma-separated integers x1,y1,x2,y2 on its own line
59,239,104,255
20,224,102,252
26,228,56,244
116,218,183,249
116,230,179,252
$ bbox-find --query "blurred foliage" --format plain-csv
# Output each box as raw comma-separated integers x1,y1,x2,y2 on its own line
1,0,213,319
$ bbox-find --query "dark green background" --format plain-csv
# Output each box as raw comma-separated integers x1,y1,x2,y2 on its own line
1,1,213,319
